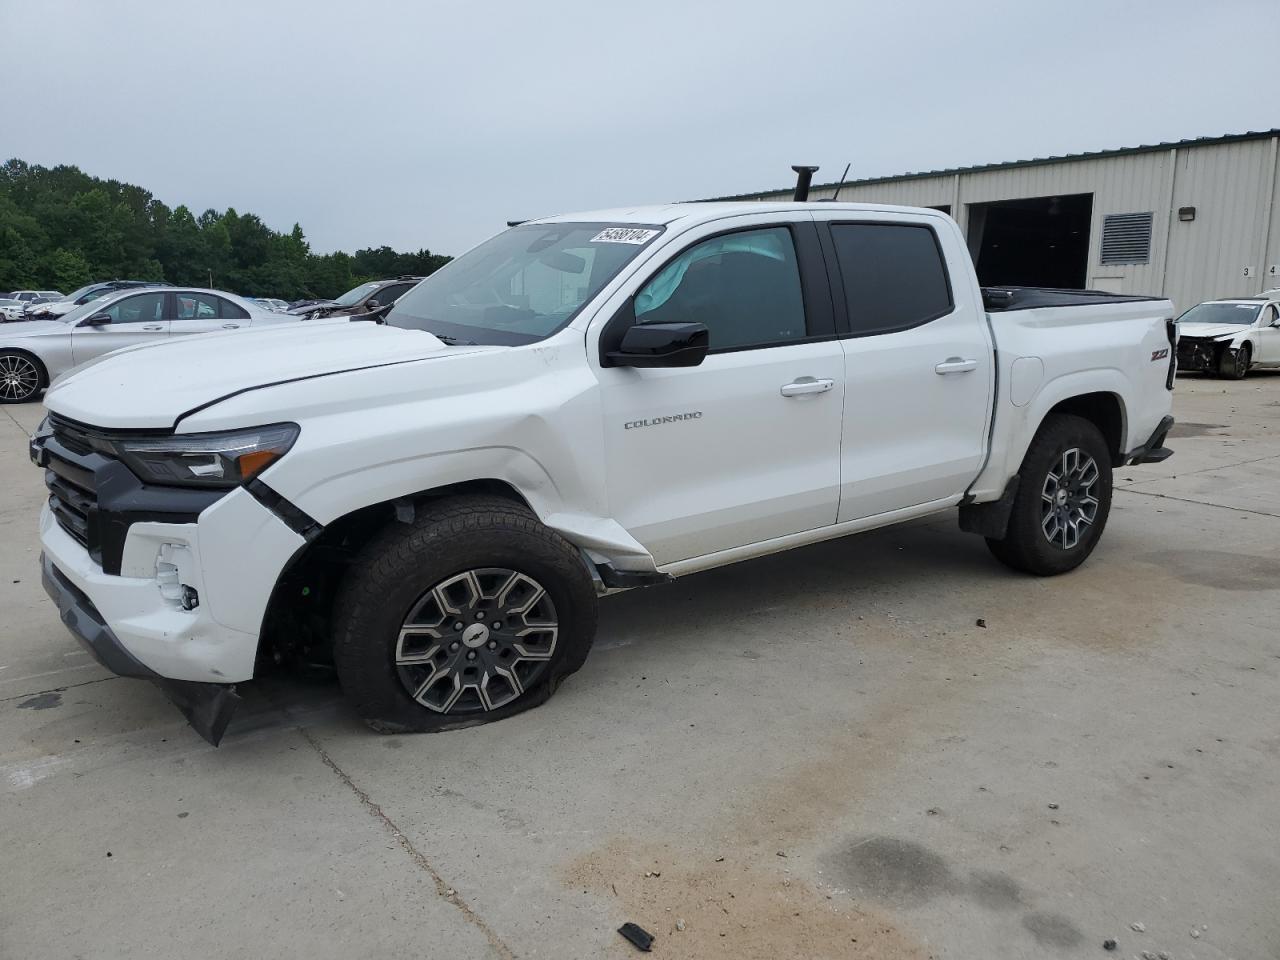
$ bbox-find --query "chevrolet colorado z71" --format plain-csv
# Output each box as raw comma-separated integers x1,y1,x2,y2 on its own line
30,201,1176,743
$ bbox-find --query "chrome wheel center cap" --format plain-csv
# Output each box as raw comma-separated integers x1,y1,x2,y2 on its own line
462,623,491,648
1055,488,1069,506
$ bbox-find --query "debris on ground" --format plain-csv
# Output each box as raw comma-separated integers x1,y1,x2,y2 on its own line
1140,951,1158,960
1190,928,1200,939
1102,938,1117,951
976,618,987,628
1048,803,1060,810
776,851,787,858
1131,922,1145,933
675,919,686,932
618,922,655,952
644,871,661,878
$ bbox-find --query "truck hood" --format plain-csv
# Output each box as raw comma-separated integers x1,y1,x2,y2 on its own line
45,320,464,429
1177,322,1250,339
0,319,70,340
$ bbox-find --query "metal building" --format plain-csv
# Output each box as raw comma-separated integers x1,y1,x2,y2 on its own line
724,130,1280,313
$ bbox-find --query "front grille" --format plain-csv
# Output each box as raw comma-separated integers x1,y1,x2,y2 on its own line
45,442,101,552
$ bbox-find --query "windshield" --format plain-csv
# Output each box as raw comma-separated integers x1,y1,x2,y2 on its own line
387,223,663,345
1179,302,1261,325
61,283,103,302
333,282,381,308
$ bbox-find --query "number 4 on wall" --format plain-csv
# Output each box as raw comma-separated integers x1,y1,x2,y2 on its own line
1269,264,1280,278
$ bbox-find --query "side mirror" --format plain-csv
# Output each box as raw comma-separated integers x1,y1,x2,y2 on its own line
606,322,709,368
80,313,112,327
365,299,381,310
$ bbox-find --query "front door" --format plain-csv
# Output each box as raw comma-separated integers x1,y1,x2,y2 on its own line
71,290,171,364
1255,303,1280,364
596,220,845,566
813,215,993,521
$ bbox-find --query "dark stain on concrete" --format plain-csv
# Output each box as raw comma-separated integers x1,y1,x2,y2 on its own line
967,870,1025,910
1022,911,1085,948
826,836,958,906
383,739,403,749
1143,550,1280,591
1168,422,1228,438
17,691,62,710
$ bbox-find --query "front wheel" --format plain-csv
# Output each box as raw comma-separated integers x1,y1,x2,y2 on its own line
0,351,44,403
1218,343,1250,380
986,414,1113,576
332,496,598,732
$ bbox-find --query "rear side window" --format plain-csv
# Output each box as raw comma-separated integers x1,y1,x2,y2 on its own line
829,223,953,336
219,297,250,320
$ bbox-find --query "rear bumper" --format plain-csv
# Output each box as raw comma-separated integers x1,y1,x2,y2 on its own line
1125,415,1175,465
42,553,240,744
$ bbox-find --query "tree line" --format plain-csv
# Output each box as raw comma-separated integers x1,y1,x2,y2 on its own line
0,159,451,300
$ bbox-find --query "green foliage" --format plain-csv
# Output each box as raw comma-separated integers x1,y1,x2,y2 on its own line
0,159,451,300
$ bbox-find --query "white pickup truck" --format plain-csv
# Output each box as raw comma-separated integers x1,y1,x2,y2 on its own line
30,201,1176,743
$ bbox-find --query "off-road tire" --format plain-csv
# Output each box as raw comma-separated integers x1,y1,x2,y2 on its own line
332,495,598,733
985,414,1113,576
1217,343,1250,380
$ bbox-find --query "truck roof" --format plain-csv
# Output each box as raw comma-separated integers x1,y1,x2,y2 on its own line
530,200,951,227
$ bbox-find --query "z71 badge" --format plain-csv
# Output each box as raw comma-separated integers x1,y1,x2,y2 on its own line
1151,348,1169,362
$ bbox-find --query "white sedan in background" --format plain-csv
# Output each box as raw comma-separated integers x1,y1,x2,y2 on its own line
1175,296,1280,379
0,287,301,402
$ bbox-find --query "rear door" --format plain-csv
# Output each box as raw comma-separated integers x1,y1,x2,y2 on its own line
171,292,251,335
594,217,845,566
811,213,993,521
71,291,171,364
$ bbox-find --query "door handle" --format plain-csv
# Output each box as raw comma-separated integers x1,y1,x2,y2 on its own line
780,376,835,397
141,325,164,332
934,357,978,375
222,323,240,329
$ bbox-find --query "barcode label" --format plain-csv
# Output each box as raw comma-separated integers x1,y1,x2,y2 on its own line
591,227,659,245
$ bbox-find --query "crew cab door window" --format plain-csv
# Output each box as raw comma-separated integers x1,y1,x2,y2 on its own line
816,217,989,521
597,220,844,565
219,297,250,320
634,227,808,351
828,223,953,336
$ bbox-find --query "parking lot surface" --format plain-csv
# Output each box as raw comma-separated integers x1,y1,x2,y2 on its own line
2,374,1277,960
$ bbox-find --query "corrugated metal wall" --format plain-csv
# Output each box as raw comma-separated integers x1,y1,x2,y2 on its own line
751,136,1280,312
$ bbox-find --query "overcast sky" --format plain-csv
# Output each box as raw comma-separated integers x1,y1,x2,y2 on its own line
4,0,1276,256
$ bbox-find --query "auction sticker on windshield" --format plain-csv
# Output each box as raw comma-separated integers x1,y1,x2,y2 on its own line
591,227,660,244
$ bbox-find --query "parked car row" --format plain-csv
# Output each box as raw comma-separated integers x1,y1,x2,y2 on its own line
287,277,423,319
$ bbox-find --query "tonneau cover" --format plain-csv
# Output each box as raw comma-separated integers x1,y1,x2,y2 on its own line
982,286,1162,312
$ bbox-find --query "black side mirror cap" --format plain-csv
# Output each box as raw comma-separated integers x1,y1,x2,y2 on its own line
365,299,380,310
80,313,112,327
605,321,710,368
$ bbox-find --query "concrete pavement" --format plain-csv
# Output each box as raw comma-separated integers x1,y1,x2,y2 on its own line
1,374,1277,959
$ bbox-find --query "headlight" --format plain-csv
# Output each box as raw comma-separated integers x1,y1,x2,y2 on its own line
115,423,299,488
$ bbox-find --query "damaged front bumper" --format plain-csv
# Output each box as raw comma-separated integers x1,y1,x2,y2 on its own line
41,553,240,745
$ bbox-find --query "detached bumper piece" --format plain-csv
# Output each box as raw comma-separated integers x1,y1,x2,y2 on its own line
1126,415,1175,465
41,554,240,745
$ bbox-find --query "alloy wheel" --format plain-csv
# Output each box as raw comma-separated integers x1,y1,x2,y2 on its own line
0,355,39,401
395,568,559,714
1040,447,1100,550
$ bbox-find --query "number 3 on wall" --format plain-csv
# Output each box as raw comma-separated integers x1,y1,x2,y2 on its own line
1242,265,1254,278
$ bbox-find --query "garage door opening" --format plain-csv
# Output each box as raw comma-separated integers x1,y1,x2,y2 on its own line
967,193,1092,288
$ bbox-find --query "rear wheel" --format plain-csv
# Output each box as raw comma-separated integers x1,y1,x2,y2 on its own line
986,414,1113,575
0,352,43,403
332,496,598,732
1218,343,1250,380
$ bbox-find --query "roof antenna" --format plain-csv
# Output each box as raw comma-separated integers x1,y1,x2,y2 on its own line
791,165,819,201
828,162,852,202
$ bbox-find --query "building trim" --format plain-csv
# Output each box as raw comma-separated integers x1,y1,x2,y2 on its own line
708,129,1280,202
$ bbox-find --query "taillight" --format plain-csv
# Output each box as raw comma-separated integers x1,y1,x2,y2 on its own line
1165,319,1177,390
